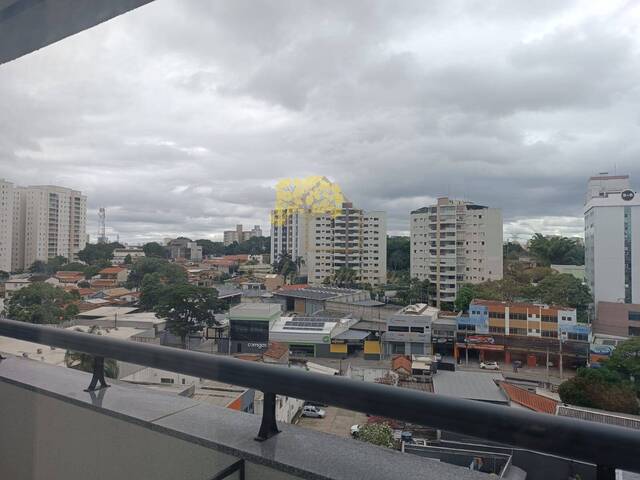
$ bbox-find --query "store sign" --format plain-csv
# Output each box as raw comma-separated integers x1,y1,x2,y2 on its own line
466,335,495,344
622,190,635,201
247,342,268,349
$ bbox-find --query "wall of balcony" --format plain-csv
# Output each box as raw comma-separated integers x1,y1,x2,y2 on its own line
0,355,485,480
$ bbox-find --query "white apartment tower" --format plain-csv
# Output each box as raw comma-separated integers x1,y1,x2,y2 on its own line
0,179,14,272
585,174,640,306
271,202,387,286
410,197,503,307
0,181,87,272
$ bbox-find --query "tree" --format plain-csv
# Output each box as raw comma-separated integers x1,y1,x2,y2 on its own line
123,254,133,265
0,270,10,280
59,262,89,272
78,242,123,265
535,274,592,320
65,326,119,379
605,337,640,391
503,241,525,261
273,253,298,284
396,278,433,305
83,265,101,280
3,283,79,324
558,368,638,414
528,234,584,266
154,284,224,347
127,257,187,288
331,267,358,288
139,273,167,310
387,236,410,272
454,284,476,312
356,423,394,448
142,242,168,258
28,260,47,274
196,239,226,257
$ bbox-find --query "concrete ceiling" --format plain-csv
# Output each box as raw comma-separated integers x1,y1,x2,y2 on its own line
0,0,154,65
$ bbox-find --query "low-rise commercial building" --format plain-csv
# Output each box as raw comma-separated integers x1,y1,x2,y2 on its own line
456,299,590,367
272,285,370,315
227,303,282,354
381,303,437,357
270,316,358,358
112,247,145,265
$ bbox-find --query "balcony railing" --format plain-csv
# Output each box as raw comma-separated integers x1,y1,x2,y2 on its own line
0,318,639,478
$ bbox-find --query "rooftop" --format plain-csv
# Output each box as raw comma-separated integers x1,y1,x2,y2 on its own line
432,371,508,404
497,381,558,414
274,286,363,301
77,306,138,318
471,299,574,311
229,303,282,321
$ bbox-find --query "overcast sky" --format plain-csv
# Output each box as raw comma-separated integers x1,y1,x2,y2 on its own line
1,0,639,244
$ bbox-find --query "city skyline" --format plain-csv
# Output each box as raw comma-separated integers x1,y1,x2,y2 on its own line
2,1,640,243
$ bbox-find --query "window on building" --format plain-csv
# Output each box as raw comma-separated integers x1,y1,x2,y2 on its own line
410,326,424,333
388,325,410,332
629,311,640,321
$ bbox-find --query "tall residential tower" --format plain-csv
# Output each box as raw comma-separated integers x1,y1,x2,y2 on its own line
271,193,387,286
0,180,87,272
585,174,640,306
410,197,503,307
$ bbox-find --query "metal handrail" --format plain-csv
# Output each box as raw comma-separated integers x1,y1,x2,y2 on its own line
1,318,639,475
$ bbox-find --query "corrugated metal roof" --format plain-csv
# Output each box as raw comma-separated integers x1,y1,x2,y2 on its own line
556,404,640,430
432,371,507,404
334,330,370,341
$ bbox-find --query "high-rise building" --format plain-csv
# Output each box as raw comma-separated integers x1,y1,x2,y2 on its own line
410,197,503,307
271,202,387,286
0,179,14,272
584,174,640,307
1,182,87,272
223,224,263,246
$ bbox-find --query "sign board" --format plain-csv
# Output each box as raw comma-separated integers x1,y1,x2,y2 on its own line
622,190,635,201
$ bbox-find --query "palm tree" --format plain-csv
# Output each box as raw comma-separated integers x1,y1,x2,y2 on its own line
64,326,119,378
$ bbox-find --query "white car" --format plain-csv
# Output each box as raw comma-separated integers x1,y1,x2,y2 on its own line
480,361,500,370
302,405,326,418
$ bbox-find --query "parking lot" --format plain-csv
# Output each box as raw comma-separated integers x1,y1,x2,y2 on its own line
297,406,368,438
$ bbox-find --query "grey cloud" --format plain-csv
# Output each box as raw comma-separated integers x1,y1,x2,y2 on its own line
1,0,640,243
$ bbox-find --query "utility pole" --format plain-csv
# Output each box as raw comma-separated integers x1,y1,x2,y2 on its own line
559,335,564,381
546,346,550,385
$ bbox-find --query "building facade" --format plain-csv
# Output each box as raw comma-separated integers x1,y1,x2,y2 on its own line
0,179,14,272
584,174,640,307
271,202,387,286
223,224,263,246
410,197,503,307
0,181,87,272
381,304,437,357
462,299,588,340
593,301,640,338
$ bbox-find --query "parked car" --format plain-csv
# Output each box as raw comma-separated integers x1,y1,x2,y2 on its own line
351,424,361,437
480,361,500,370
302,405,326,418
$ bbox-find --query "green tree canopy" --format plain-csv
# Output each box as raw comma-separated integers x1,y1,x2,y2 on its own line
195,239,226,257
272,253,298,283
139,272,167,310
3,283,79,324
127,257,187,288
154,284,224,346
605,337,640,391
395,278,434,306
528,234,584,266
142,242,168,258
356,423,394,448
387,236,410,272
558,368,638,414
330,267,358,288
78,242,123,265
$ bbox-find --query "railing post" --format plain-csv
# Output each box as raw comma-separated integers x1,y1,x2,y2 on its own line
84,356,110,392
255,392,280,441
596,465,615,480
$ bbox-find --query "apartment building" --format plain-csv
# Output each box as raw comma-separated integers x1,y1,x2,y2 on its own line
223,224,262,246
584,174,640,307
0,181,87,271
410,197,502,307
0,179,14,272
271,202,387,286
